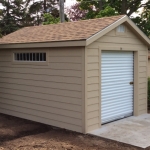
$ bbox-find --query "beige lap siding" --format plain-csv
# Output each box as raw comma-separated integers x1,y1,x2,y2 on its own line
138,50,148,114
86,24,148,133
85,48,100,132
0,47,85,133
148,60,150,77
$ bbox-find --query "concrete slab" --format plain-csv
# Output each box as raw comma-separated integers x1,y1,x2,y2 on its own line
89,114,150,148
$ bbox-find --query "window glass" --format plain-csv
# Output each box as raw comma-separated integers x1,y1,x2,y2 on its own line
117,25,125,33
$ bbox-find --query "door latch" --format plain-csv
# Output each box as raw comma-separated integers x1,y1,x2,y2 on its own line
130,82,134,85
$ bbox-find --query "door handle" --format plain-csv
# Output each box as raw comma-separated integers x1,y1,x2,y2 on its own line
130,82,134,85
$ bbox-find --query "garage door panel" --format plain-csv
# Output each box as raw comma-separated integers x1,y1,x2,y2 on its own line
102,78,133,83
102,60,133,63
101,51,133,124
102,103,133,110
102,82,133,86
102,58,134,61
102,87,133,92
101,64,133,68
102,102,133,108
102,92,133,99
102,95,133,102
102,108,133,116
102,89,133,95
102,67,133,71
102,76,133,80
102,51,132,59
102,70,133,74
101,83,133,89
102,111,132,122
102,84,133,90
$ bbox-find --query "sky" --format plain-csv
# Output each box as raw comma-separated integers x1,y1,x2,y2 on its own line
65,0,77,7
0,0,147,15
0,0,76,9
65,0,148,16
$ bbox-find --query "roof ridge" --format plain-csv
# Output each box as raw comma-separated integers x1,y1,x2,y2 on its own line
22,15,126,29
0,15,128,45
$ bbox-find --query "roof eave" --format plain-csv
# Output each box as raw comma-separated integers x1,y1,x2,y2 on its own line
86,15,150,48
0,40,86,49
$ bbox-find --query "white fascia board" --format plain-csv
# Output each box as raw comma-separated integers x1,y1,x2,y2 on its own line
126,18,150,47
0,40,86,49
86,15,150,48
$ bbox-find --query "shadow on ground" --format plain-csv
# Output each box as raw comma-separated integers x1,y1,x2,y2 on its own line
0,113,49,143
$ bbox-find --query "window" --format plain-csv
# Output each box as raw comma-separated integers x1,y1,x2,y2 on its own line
117,25,125,33
14,52,46,62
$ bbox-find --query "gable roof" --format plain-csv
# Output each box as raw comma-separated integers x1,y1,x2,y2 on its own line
0,15,150,48
0,15,124,44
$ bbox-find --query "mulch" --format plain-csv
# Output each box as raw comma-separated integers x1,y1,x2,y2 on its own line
0,112,150,150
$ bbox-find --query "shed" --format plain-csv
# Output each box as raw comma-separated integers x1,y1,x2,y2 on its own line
0,15,150,134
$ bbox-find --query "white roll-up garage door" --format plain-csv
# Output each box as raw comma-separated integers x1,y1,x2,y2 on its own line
101,51,134,124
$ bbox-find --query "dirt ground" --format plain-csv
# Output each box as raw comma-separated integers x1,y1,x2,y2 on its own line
0,112,150,150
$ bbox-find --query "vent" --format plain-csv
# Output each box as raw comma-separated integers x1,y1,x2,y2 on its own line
117,25,125,33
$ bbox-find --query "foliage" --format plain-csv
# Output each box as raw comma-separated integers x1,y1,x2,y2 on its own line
28,0,60,25
76,0,105,19
66,3,86,21
68,0,150,37
77,0,150,16
105,0,141,16
67,1,116,20
0,0,23,35
0,0,61,35
43,13,59,25
96,6,118,18
132,17,150,38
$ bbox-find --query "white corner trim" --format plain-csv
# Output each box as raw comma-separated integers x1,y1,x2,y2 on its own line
86,15,128,46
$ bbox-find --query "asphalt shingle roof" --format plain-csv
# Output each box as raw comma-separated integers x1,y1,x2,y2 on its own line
0,15,125,44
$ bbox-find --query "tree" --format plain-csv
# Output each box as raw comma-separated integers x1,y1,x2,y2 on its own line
106,0,150,16
0,0,36,35
76,0,108,19
0,0,61,35
26,0,60,25
43,13,59,24
26,0,59,15
96,6,118,18
77,0,150,17
68,0,150,37
132,5,150,37
66,3,87,21
0,0,20,35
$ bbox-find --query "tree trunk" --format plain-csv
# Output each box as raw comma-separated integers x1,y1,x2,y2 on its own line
121,0,127,14
98,0,103,10
44,0,47,12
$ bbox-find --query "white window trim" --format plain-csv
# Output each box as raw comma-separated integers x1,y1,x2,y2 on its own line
14,52,46,62
12,50,49,66
116,24,126,35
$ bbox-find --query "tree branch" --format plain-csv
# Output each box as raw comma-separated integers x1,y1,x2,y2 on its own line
127,0,141,9
127,0,142,16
